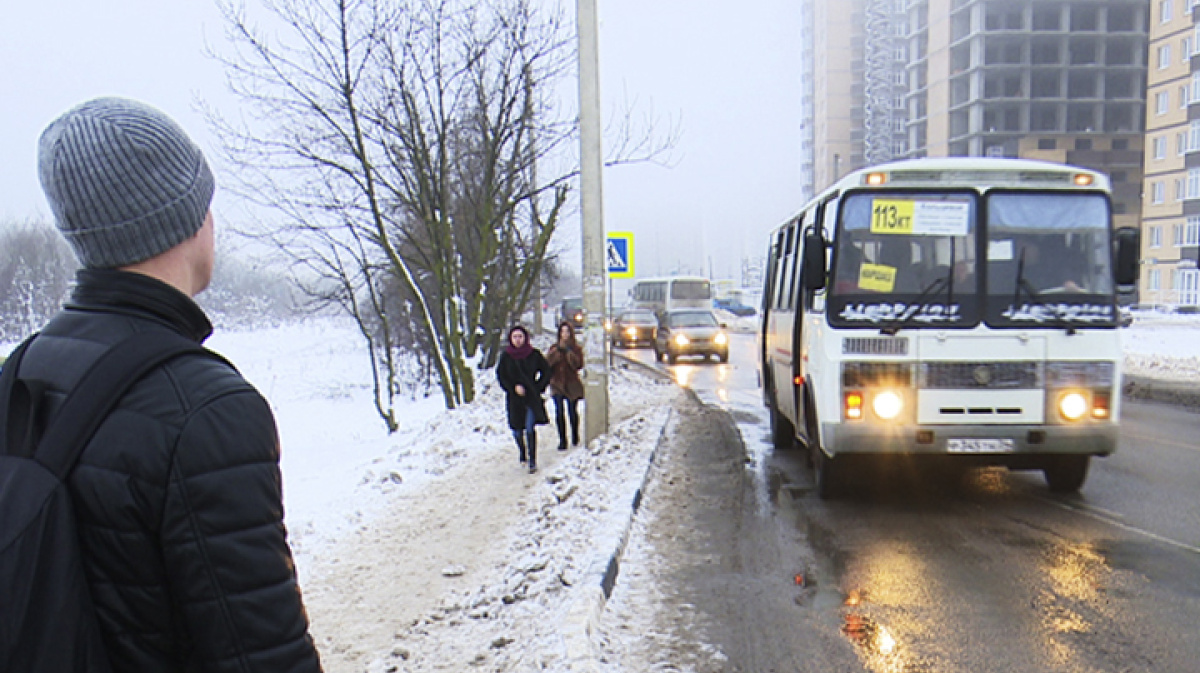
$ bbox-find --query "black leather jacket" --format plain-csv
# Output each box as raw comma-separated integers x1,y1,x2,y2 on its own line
17,269,322,673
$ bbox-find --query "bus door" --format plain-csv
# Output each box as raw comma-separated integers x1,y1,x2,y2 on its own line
768,223,800,423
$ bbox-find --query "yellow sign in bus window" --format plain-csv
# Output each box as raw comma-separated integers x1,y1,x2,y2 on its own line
871,199,914,234
858,263,896,292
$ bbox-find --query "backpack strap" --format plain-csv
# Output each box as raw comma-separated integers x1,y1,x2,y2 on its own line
0,334,40,457
32,331,226,481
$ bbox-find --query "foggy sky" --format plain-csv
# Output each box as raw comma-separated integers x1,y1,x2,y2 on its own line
1,1,804,287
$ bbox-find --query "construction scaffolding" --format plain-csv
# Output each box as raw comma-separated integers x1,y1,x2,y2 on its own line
862,0,897,166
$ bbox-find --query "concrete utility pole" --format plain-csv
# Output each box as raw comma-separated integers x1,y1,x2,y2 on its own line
577,0,608,444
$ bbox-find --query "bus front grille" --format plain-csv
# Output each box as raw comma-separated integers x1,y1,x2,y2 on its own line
919,362,1041,390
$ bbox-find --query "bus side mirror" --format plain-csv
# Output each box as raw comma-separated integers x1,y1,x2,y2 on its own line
1113,227,1139,287
802,230,828,291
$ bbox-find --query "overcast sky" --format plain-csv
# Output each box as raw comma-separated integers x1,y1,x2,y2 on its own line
1,0,803,286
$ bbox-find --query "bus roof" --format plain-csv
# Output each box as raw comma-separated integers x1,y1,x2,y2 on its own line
771,157,1111,236
631,275,710,284
828,156,1110,194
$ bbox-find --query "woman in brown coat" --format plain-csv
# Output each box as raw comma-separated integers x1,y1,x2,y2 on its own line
545,321,585,450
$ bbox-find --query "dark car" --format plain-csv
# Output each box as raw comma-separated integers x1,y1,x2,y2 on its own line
653,309,729,364
557,296,585,330
611,309,658,348
714,296,757,317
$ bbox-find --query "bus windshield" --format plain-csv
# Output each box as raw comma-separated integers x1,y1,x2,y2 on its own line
829,191,979,329
984,192,1115,327
828,190,1116,329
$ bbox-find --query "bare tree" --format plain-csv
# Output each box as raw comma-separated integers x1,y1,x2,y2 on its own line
208,0,671,430
0,221,77,342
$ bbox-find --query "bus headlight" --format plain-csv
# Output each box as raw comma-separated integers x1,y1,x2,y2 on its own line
1058,392,1088,421
714,332,728,346
872,391,904,420
674,333,690,347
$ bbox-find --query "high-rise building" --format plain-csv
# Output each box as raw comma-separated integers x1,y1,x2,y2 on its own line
1141,0,1200,307
807,0,910,191
906,0,1147,234
803,1,1162,295
799,0,816,203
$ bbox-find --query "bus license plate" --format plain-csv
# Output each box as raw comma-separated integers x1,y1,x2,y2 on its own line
947,438,1014,453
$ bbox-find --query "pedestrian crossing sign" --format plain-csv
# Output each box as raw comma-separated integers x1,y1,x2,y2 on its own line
607,232,634,279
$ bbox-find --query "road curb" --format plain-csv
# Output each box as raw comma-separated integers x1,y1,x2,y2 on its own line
560,382,675,672
1123,374,1200,412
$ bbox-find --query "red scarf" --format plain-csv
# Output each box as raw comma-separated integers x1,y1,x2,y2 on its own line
505,341,533,359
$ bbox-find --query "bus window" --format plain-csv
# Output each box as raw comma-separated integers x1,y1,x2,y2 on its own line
828,191,978,329
773,228,794,310
670,280,711,301
781,225,799,309
986,193,1112,296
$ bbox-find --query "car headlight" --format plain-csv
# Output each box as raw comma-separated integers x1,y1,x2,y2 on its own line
1058,391,1088,421
625,327,638,338
872,390,904,420
714,332,728,346
674,333,690,347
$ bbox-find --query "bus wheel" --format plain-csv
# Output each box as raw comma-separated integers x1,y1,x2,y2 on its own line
814,448,842,500
1042,455,1090,493
769,404,795,451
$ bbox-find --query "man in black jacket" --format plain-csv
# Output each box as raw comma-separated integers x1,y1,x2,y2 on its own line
24,97,323,672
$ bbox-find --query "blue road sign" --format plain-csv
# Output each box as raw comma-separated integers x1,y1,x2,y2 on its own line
607,232,634,278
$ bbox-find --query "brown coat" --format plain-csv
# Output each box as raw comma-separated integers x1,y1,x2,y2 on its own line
545,342,585,400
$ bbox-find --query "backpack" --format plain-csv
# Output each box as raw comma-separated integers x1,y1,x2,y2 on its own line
0,331,218,673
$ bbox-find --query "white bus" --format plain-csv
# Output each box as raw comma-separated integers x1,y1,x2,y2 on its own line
760,157,1140,498
629,276,713,314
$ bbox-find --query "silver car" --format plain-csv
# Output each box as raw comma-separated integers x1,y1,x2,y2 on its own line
653,309,729,364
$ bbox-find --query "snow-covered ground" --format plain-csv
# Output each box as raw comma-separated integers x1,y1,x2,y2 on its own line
4,311,1196,671
1119,311,1200,382
205,321,686,672
199,311,1200,672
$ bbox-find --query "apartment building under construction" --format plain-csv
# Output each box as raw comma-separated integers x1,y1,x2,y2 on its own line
801,0,1195,305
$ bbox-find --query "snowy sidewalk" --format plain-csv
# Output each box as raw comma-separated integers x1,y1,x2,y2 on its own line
290,360,683,673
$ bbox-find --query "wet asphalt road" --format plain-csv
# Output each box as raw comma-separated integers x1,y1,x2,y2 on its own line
604,333,1200,672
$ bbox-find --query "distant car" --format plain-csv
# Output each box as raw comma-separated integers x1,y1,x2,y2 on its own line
557,296,585,330
653,309,729,364
611,309,658,348
714,297,757,317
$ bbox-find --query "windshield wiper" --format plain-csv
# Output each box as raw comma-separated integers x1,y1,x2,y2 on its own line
877,272,953,336
1013,248,1078,334
1013,250,1043,306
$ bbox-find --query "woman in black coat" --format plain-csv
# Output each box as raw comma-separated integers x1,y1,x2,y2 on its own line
496,325,551,473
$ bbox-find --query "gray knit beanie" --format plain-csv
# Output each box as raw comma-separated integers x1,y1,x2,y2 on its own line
37,97,215,269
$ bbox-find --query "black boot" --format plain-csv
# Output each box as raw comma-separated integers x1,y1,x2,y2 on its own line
514,432,527,464
556,414,568,451
527,430,538,473
571,416,580,446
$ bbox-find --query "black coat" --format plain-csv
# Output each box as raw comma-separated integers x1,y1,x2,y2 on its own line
14,270,321,673
495,348,551,431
